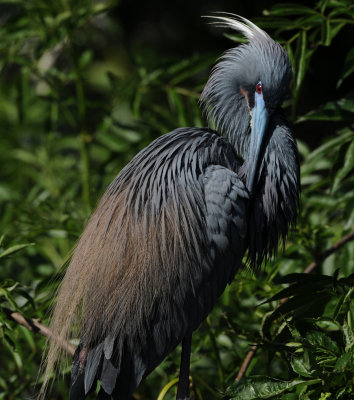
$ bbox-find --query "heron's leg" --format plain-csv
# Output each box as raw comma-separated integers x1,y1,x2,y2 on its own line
176,334,192,400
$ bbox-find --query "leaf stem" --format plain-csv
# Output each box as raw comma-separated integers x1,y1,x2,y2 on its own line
157,378,179,400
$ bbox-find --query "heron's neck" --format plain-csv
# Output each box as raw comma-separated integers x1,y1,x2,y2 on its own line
245,113,300,265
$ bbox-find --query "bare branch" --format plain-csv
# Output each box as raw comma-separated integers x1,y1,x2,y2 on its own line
4,308,75,357
234,344,257,382
304,230,354,274
234,229,354,381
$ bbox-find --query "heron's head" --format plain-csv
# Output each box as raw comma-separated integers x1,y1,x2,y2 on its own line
200,14,292,193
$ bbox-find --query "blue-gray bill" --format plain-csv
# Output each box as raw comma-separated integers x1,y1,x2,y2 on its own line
246,91,269,194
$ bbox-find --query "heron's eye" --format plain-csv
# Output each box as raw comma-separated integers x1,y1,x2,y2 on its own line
256,82,263,94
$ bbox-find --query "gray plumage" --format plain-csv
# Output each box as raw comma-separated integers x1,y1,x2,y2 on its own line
70,128,249,398
40,14,300,400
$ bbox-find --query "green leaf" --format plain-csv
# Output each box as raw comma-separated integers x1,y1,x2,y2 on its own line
0,243,35,259
0,288,18,309
96,131,130,153
296,139,310,158
261,274,333,304
332,140,354,192
314,318,341,331
226,376,321,399
296,95,354,123
296,30,307,93
262,293,332,339
167,87,187,126
333,289,353,321
168,56,212,86
305,130,353,163
15,289,35,309
325,21,346,45
334,349,353,372
78,49,93,69
306,331,340,354
264,4,318,16
290,357,314,378
343,319,354,351
281,394,298,400
4,332,16,349
337,47,354,88
0,279,18,290
324,18,331,46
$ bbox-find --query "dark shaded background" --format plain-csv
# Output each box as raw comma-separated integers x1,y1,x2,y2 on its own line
114,0,354,146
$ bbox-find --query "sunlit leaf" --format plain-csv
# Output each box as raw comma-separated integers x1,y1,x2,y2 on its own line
335,349,353,372
296,95,354,123
264,4,318,16
290,356,315,378
332,136,354,192
306,331,340,354
226,376,321,399
0,244,35,259
343,319,354,351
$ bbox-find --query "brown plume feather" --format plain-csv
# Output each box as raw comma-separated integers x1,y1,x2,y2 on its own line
39,129,217,399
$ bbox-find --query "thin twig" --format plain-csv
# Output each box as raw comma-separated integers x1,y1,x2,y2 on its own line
234,229,354,382
304,230,354,274
4,308,75,356
234,344,257,382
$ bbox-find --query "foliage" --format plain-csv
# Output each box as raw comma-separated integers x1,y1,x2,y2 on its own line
226,272,354,400
0,0,353,399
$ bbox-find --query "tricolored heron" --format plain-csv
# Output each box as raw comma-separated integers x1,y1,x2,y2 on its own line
41,14,300,400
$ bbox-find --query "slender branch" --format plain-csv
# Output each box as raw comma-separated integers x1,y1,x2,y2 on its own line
234,344,257,382
4,308,75,356
304,230,354,274
234,229,354,381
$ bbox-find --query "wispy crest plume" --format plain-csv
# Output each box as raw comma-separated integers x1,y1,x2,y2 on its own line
203,13,268,41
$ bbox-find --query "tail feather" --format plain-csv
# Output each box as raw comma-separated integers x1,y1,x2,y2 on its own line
84,343,103,394
70,352,85,400
100,358,119,395
70,373,86,400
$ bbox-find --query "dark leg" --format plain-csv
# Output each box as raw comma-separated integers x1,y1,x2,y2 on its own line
176,334,192,400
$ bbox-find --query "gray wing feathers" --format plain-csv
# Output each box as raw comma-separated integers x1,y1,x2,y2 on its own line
204,165,247,253
201,165,248,312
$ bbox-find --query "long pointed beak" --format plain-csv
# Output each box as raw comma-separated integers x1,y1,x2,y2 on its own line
246,93,269,195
